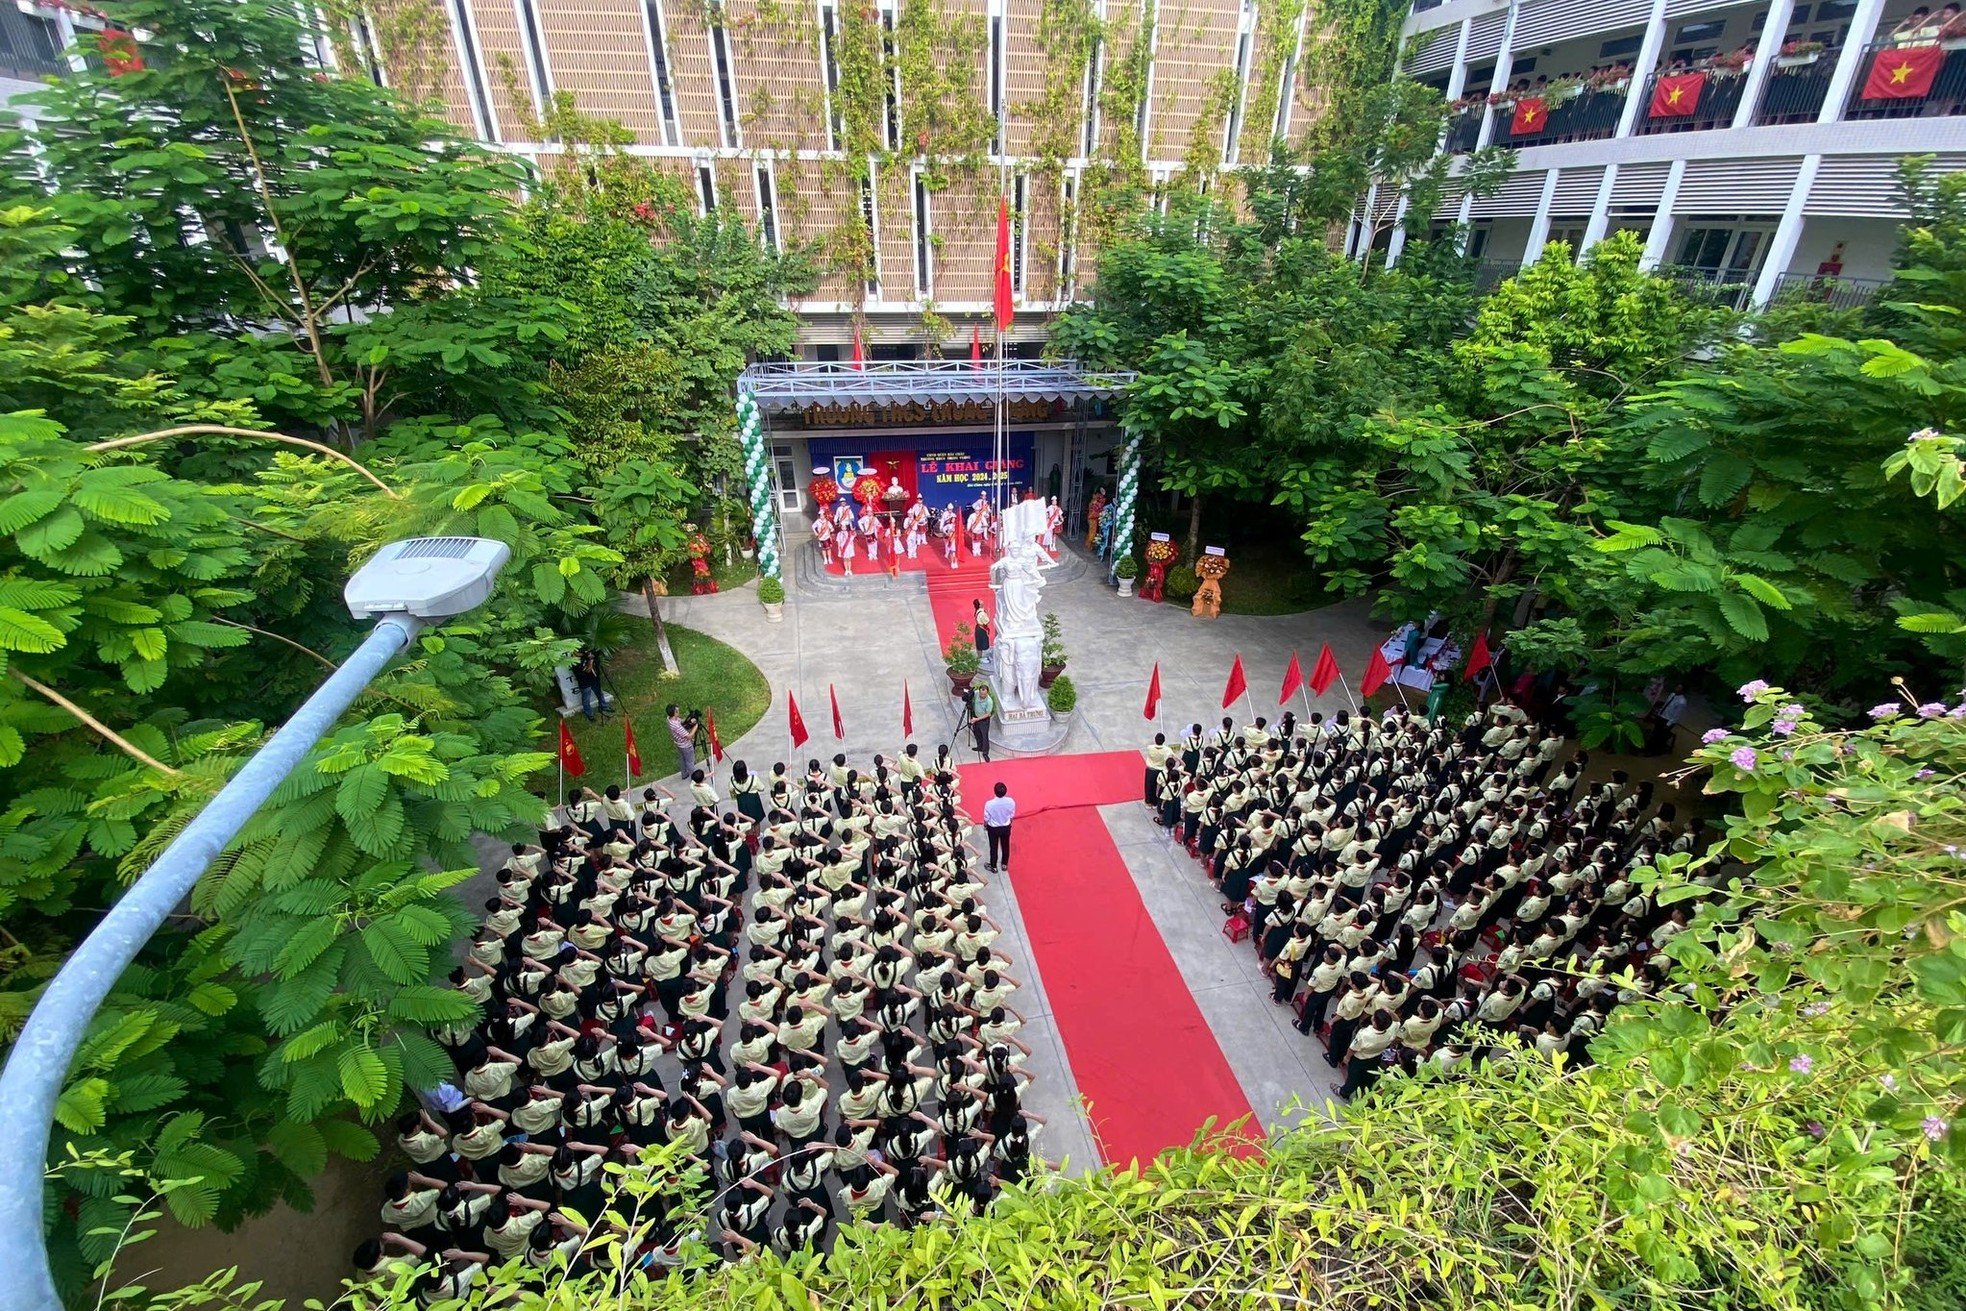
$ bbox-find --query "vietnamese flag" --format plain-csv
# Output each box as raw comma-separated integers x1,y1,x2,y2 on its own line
993,195,1015,331
1221,654,1247,709
1278,652,1306,705
1509,96,1549,135
1464,630,1494,684
557,720,586,778
705,708,725,762
1360,648,1394,699
902,681,914,736
1863,44,1943,100
624,719,642,777
1144,662,1162,720
1308,643,1342,698
788,692,810,749
830,684,845,739
1649,72,1705,118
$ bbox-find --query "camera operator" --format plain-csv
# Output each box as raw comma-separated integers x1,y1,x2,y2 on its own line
965,680,996,764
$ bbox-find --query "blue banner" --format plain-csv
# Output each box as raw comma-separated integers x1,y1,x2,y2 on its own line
807,433,1035,511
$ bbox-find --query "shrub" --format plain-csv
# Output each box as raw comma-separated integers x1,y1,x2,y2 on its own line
1046,674,1077,714
1166,564,1199,600
757,575,784,604
944,623,981,675
1114,555,1138,579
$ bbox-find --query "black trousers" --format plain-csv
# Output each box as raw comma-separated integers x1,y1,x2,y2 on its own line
972,715,992,760
986,824,1011,869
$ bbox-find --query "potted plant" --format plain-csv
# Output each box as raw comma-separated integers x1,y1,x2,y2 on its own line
944,623,981,694
758,574,785,622
1114,555,1138,598
1046,673,1077,717
1776,39,1826,67
1039,612,1067,688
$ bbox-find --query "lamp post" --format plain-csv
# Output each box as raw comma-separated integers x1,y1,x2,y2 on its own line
0,538,511,1311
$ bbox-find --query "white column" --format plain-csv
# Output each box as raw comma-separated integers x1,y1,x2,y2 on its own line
1443,20,1474,101
1751,154,1822,307
1640,158,1687,269
1385,195,1412,267
1616,0,1674,138
1521,168,1561,267
1579,164,1619,253
1734,0,1799,129
1353,182,1379,258
1453,191,1476,253
1819,0,1889,123
1475,1,1523,150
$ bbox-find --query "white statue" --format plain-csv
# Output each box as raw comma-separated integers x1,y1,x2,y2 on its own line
990,499,1053,717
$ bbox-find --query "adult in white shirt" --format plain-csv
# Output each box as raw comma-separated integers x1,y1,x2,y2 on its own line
982,781,1017,873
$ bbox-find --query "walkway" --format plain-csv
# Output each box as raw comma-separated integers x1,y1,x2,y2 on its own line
643,542,1393,1171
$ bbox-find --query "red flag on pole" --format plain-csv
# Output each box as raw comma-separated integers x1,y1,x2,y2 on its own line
902,681,914,737
705,708,725,763
970,323,983,367
993,196,1015,332
1308,643,1341,697
1648,72,1705,118
1144,663,1162,720
1279,652,1306,705
851,322,865,369
623,720,642,777
1221,654,1247,709
557,720,586,778
1863,44,1943,100
1360,648,1393,698
830,684,845,739
1464,630,1494,683
788,693,810,749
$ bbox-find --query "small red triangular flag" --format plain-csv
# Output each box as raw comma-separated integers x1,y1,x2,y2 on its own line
788,693,810,749
1221,654,1247,709
1144,662,1162,720
830,683,845,739
1279,652,1305,705
902,681,914,736
1308,643,1341,698
970,323,982,367
1361,648,1393,698
558,719,586,778
705,708,725,762
623,719,641,777
1464,630,1493,683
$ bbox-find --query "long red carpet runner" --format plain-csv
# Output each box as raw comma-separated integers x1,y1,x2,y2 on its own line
958,751,1256,1167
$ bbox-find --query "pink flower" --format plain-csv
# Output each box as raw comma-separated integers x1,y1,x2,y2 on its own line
1701,728,1730,745
1789,1054,1814,1074
1923,1116,1947,1141
1772,719,1797,736
1870,703,1902,720
1738,680,1770,701
1731,747,1759,771
1917,702,1948,718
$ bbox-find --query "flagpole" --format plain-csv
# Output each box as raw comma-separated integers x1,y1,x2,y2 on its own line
1335,671,1361,716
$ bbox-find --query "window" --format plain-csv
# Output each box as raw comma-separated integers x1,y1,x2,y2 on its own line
643,1,682,146
988,1,1006,155
1059,173,1079,292
1011,173,1028,297
912,170,932,297
755,164,781,252
446,0,499,141
772,446,801,513
514,0,554,119
708,4,742,147
1136,0,1159,157
1598,34,1643,58
819,4,843,151
881,1,903,152
1675,19,1726,41
1223,1,1256,165
1273,8,1305,141
350,11,387,85
1082,1,1105,157
860,170,882,297
1815,0,1854,19
697,162,718,214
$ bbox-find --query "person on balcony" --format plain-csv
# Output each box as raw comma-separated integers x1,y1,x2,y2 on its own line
1894,6,1942,44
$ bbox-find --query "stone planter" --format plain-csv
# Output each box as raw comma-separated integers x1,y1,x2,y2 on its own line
1775,52,1822,68
762,601,783,623
1116,578,1135,598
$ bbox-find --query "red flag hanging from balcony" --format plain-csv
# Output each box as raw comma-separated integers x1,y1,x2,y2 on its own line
1863,44,1943,100
1509,96,1548,135
993,195,1015,331
1648,73,1705,117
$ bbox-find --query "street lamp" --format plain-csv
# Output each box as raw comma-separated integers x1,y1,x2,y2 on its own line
0,537,511,1311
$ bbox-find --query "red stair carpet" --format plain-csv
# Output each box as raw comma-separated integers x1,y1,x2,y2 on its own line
959,752,1257,1168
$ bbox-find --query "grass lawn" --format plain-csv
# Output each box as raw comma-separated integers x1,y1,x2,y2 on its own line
544,623,771,791
661,552,759,595
1138,541,1333,616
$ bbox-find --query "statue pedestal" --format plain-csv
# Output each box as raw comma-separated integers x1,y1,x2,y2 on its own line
998,704,1049,726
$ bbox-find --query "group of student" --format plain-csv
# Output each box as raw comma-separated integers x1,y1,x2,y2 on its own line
360,746,1041,1301
1145,701,1710,1101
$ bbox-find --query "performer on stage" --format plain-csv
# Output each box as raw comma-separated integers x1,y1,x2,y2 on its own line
813,513,834,566
905,496,929,560
836,511,858,574
1044,497,1063,552
939,504,959,563
860,514,881,568
967,502,992,558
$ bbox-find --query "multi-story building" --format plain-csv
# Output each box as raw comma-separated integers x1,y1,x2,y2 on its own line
1371,0,1966,309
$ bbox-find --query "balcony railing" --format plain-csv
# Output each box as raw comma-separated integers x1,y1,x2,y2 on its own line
0,7,67,82
1766,271,1886,311
1444,110,1483,153
1634,70,1748,133
1491,88,1628,148
1843,40,1966,120
1654,264,1758,312
1755,50,1839,124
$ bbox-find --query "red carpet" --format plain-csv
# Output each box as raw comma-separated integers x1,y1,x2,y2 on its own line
925,557,993,652
960,752,1257,1167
